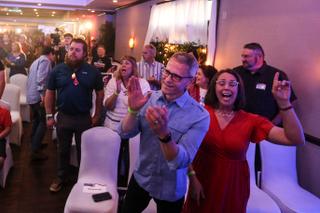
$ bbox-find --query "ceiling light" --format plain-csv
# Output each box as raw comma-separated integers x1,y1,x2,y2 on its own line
37,3,42,6
113,0,118,2
52,11,56,14
6,13,9,15
34,9,37,11
91,10,95,13
20,12,23,15
51,14,54,17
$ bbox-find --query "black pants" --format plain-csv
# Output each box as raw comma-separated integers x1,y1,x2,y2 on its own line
0,138,6,158
121,176,185,213
56,112,91,180
30,102,46,152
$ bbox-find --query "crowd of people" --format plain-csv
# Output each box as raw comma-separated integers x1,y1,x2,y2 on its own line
0,30,305,213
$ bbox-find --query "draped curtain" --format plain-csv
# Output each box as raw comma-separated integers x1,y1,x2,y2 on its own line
144,0,213,45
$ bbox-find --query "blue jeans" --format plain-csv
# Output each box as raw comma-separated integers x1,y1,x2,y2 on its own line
30,102,47,152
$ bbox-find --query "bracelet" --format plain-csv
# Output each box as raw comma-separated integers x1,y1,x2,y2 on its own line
114,91,119,96
187,170,196,177
128,107,138,115
279,105,293,111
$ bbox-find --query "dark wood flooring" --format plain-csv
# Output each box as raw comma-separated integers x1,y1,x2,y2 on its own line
0,122,77,213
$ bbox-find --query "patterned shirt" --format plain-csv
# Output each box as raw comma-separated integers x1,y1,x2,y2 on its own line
137,59,164,90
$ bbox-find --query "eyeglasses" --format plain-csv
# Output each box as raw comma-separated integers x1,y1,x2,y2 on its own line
162,69,193,82
216,79,239,87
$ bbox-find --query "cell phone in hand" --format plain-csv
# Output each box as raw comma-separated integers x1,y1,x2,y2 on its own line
92,192,112,202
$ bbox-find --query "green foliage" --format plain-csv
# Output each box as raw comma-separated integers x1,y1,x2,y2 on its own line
150,39,207,65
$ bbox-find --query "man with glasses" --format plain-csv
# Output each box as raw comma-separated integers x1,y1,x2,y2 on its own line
119,52,210,213
233,42,296,177
233,42,296,124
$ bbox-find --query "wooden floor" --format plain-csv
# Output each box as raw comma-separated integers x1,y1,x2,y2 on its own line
0,122,77,213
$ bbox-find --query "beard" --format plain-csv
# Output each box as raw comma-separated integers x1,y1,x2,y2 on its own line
65,54,84,69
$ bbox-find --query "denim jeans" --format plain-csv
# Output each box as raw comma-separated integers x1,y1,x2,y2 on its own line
30,102,47,152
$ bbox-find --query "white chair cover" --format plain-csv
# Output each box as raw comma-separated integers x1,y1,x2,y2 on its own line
64,127,120,213
9,74,30,122
0,100,14,188
260,141,320,212
2,83,22,146
246,143,281,213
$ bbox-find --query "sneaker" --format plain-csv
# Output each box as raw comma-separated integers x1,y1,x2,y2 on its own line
31,151,48,161
49,178,63,192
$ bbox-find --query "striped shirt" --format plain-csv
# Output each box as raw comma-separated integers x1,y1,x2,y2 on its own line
137,59,164,90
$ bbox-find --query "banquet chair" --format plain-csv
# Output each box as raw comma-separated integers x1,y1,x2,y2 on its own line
2,83,23,146
9,74,30,122
246,143,281,213
0,100,14,188
260,141,320,212
64,127,120,213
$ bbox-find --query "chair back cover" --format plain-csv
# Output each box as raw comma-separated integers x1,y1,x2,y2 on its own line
78,127,121,184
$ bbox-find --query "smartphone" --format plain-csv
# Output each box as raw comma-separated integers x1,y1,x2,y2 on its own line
92,192,112,202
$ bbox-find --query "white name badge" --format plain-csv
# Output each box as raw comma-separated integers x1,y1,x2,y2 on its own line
256,83,266,90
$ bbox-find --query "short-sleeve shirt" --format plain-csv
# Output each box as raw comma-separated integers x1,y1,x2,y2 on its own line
0,107,12,132
103,77,150,131
234,63,297,121
47,62,103,115
137,59,164,90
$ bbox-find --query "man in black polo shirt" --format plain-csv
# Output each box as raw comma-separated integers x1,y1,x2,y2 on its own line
0,60,5,98
234,42,296,125
233,42,297,174
45,38,104,192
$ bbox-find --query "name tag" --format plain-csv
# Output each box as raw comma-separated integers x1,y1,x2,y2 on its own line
256,83,266,90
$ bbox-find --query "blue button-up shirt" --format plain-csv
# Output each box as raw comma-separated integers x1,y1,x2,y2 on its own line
119,90,210,201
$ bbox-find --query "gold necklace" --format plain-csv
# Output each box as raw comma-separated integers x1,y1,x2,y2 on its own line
216,110,234,119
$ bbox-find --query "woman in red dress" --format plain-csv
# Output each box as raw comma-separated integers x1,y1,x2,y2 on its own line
183,69,305,213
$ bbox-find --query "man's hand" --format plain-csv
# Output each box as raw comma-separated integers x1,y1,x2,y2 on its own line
127,76,151,111
91,114,100,127
189,175,205,206
46,117,55,130
145,105,169,138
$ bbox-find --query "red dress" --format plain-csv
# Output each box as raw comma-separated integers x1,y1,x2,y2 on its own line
183,106,273,213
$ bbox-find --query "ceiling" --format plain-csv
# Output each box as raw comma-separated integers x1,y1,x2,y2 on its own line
0,0,144,21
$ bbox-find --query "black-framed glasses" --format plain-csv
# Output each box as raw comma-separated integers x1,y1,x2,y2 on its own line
216,79,239,87
162,69,193,82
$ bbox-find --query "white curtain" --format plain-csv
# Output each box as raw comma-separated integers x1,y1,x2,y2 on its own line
144,0,212,45
206,0,217,65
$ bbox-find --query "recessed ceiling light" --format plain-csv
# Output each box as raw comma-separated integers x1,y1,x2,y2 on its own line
6,13,9,15
91,10,95,13
113,0,118,2
34,9,37,11
52,11,56,14
37,3,42,6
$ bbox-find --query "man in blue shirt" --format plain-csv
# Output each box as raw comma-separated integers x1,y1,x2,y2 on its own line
45,38,104,192
119,52,210,212
26,46,55,161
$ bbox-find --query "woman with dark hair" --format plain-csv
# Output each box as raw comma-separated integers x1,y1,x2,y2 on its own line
183,69,304,213
187,65,217,105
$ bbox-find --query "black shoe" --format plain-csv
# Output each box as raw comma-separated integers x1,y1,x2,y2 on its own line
49,178,63,192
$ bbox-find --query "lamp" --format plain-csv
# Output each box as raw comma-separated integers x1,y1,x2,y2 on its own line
128,37,135,49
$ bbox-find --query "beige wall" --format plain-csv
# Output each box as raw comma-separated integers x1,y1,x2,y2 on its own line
114,0,158,61
215,0,320,138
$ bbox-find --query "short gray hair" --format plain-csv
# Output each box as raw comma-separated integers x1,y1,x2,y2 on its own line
170,52,199,77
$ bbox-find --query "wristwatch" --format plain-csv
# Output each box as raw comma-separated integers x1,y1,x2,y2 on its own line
46,113,54,120
158,132,172,144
